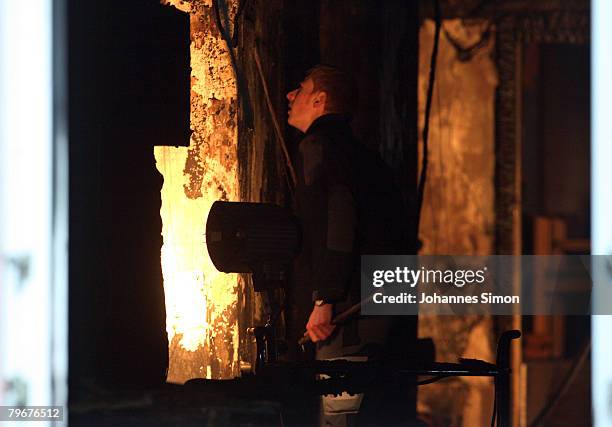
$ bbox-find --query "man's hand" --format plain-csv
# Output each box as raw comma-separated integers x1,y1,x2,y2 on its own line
306,304,336,342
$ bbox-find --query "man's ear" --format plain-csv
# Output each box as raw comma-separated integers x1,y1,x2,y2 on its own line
313,91,327,109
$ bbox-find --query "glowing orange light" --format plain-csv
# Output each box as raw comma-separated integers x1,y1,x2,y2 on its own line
156,0,240,383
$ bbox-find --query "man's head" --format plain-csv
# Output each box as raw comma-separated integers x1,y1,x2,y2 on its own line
286,65,357,133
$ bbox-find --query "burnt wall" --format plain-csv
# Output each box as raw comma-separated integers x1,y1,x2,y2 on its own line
417,18,497,427
156,0,243,383
236,0,291,367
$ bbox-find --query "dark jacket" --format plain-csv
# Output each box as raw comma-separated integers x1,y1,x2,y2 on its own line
289,114,408,345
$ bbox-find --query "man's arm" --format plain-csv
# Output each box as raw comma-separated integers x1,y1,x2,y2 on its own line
306,303,335,342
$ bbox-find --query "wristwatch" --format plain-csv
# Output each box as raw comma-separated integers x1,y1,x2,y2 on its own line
314,299,326,307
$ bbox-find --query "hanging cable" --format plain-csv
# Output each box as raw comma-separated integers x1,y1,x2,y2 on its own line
415,0,442,252
253,44,298,192
211,0,297,196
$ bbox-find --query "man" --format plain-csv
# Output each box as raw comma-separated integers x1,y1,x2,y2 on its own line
286,65,413,426
286,65,357,346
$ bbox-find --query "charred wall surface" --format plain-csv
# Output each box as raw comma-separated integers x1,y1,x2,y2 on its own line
417,18,497,427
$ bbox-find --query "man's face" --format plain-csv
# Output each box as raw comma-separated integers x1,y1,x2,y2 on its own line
286,78,325,133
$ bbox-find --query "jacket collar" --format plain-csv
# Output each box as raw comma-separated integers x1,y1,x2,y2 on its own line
305,113,352,136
